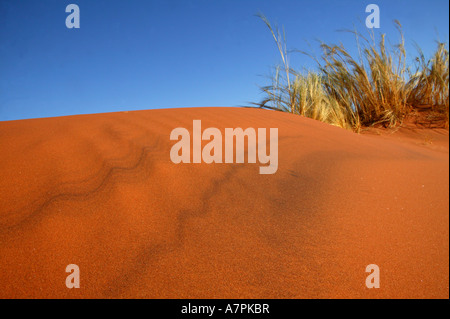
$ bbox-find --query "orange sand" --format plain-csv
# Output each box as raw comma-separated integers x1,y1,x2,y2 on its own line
0,107,448,298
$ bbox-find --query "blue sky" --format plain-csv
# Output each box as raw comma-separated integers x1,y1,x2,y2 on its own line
0,0,448,121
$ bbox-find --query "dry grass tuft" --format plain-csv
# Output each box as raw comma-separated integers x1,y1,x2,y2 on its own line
255,14,449,131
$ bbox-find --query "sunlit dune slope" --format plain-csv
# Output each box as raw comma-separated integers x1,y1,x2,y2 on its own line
0,107,448,298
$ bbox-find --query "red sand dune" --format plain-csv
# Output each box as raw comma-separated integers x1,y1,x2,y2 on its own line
0,107,448,299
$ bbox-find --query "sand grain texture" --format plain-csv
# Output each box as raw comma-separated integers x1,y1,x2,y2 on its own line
0,107,448,298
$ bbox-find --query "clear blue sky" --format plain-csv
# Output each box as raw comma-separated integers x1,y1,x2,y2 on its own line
0,0,448,121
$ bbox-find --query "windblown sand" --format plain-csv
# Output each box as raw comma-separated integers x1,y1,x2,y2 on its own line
0,107,448,298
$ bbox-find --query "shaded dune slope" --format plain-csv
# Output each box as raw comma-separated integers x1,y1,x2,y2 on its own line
0,107,448,298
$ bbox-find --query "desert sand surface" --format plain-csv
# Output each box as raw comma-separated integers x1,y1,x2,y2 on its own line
0,107,448,299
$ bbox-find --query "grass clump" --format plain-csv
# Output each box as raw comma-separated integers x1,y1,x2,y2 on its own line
408,42,449,126
255,14,449,131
